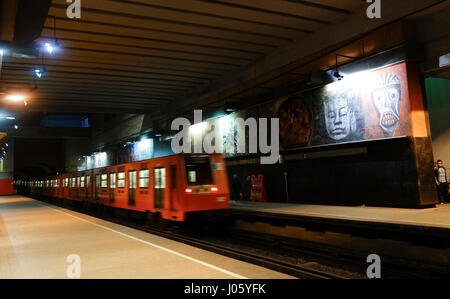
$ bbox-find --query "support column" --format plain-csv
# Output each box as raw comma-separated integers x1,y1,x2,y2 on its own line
407,63,439,207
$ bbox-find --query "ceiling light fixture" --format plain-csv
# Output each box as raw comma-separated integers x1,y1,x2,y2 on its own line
5,94,27,102
43,41,59,55
34,67,46,79
41,17,60,55
4,91,30,106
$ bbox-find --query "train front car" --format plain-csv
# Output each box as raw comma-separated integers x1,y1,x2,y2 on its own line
179,154,230,222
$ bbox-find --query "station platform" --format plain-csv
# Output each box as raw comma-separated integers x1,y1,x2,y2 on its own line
0,196,292,279
229,200,450,230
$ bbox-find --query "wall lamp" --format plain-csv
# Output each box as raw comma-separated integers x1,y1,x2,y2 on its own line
334,54,358,81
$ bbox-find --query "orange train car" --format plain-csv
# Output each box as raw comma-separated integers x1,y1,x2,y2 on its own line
28,154,230,222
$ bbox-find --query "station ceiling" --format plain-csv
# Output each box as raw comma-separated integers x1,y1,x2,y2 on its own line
0,0,369,114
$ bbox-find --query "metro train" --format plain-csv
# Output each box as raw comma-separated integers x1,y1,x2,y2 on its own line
17,154,230,223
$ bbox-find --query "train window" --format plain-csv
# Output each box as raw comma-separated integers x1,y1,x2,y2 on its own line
54,179,59,187
101,174,108,188
86,176,90,187
118,172,125,188
154,168,166,189
110,173,116,188
71,177,76,188
80,176,85,188
139,170,149,188
184,156,213,186
64,178,69,187
77,177,81,188
171,166,177,190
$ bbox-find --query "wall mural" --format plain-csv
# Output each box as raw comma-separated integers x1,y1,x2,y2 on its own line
190,62,412,157
278,96,314,148
276,62,411,149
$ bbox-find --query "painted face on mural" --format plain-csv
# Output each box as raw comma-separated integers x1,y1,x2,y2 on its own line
324,97,354,140
371,73,401,136
278,96,313,148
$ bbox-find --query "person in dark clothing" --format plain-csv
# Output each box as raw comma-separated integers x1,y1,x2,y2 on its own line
434,160,448,204
231,174,243,201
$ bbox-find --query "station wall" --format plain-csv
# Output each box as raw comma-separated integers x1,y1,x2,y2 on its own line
425,77,450,166
225,61,437,208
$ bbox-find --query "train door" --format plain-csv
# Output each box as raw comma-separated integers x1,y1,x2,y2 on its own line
95,174,100,201
110,173,116,204
64,178,68,198
68,177,72,197
86,175,90,201
154,167,166,210
76,177,80,199
170,165,177,211
128,170,136,206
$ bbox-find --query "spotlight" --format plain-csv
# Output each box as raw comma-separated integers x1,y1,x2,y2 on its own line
334,70,344,81
14,125,19,130
43,41,59,55
333,54,357,82
34,68,46,78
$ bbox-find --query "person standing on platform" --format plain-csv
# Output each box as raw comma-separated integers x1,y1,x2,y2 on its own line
232,174,243,202
434,160,448,204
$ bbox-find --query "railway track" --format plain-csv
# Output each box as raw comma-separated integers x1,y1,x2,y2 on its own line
105,216,348,279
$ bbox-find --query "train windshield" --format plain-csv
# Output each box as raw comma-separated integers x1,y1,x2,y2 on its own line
184,156,214,186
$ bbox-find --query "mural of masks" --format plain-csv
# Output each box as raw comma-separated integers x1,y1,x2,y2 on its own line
323,89,357,141
371,73,402,137
278,96,313,148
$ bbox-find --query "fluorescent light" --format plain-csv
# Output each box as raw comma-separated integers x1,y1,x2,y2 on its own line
6,117,15,120
439,53,450,68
